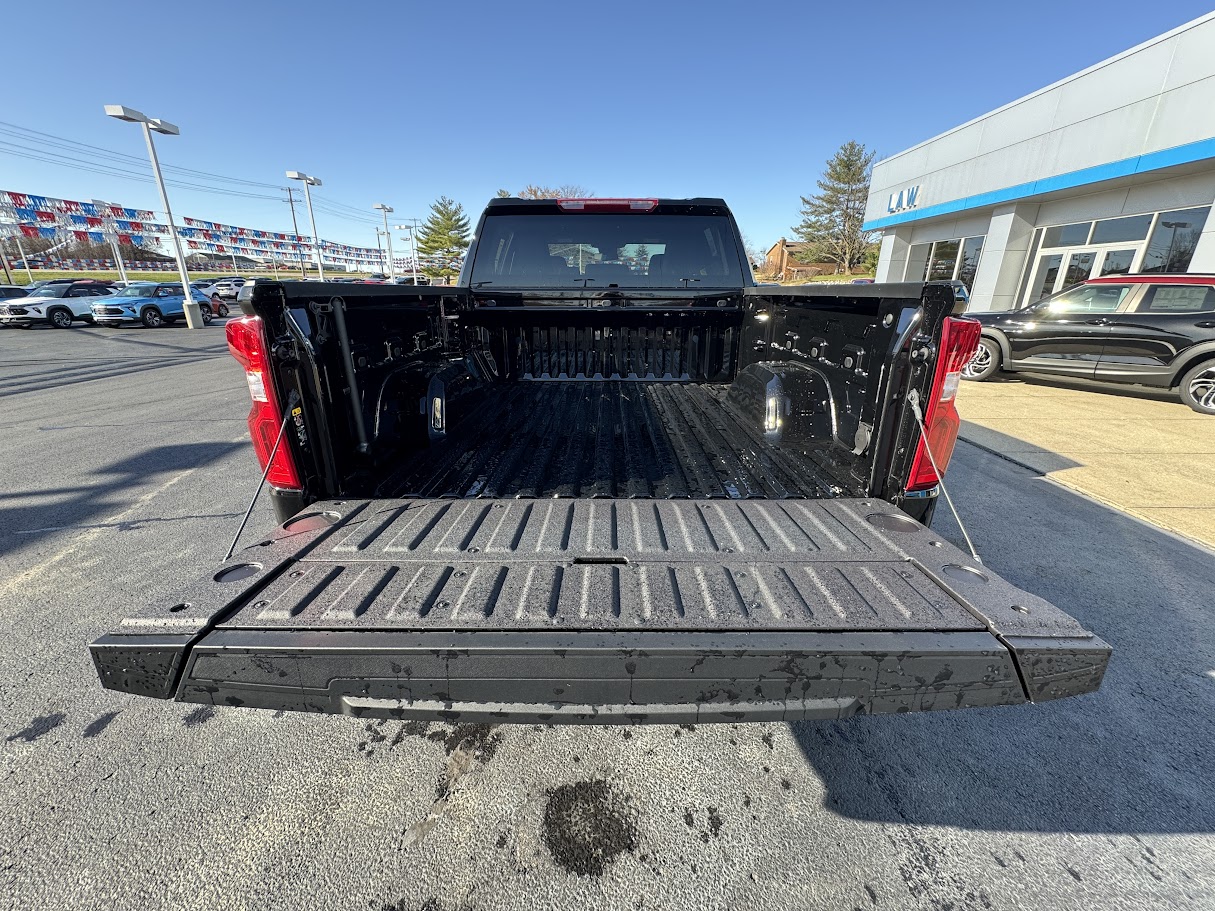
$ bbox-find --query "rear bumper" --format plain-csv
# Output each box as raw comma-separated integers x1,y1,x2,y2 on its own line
92,628,1108,724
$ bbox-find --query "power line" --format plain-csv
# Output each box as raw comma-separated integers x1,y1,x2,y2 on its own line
0,140,283,201
0,121,282,190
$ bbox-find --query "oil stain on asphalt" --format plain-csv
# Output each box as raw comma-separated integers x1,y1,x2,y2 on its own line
542,779,639,876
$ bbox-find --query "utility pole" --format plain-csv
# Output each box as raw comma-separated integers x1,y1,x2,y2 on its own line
284,186,307,278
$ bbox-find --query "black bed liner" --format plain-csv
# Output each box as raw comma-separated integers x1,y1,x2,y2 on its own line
92,497,1110,723
377,382,848,500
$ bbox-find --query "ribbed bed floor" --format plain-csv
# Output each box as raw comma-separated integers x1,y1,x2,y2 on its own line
377,382,844,499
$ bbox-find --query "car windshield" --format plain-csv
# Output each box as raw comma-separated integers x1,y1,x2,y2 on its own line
116,283,159,298
468,213,746,289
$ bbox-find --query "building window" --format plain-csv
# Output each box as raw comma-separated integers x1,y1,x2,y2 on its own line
957,236,985,289
906,235,985,285
1139,207,1210,274
1090,214,1152,244
1042,222,1091,248
1020,206,1213,307
927,240,960,281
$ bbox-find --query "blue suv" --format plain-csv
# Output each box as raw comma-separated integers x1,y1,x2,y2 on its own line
91,282,214,328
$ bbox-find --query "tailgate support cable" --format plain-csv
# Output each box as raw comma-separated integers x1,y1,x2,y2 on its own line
223,402,294,563
907,388,982,565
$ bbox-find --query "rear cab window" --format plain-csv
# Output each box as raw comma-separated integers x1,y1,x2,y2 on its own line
468,211,746,290
1136,285,1215,314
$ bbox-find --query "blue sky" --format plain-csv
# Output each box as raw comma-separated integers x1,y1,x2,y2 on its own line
3,1,1213,253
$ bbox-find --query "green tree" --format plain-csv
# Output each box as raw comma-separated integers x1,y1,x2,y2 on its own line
792,141,877,275
495,188,511,198
416,196,471,280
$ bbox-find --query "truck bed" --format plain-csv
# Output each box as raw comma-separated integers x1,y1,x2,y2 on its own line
92,497,1110,723
377,382,845,500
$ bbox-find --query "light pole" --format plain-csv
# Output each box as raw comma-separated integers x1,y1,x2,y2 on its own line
286,171,324,280
373,204,395,280
394,221,421,285
103,105,201,328
0,236,13,284
13,233,34,282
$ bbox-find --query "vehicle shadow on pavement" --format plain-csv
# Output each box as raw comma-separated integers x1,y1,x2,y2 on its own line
983,370,1183,405
792,445,1215,835
0,440,245,559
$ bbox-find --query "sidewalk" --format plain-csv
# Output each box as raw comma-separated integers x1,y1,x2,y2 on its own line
955,374,1215,549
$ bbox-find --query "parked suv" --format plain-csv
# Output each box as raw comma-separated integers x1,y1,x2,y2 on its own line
0,280,114,328
212,277,249,300
962,274,1215,414
91,282,214,328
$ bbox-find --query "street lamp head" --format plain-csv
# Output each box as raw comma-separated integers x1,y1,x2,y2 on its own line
104,104,148,123
149,118,180,136
374,203,394,214
286,171,321,185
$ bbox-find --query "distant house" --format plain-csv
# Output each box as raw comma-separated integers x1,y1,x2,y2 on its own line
764,239,836,281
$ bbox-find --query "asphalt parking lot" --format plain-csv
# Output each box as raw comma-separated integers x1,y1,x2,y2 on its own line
2,324,1213,911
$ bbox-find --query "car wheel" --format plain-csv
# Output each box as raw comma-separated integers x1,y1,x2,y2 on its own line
200,304,214,325
48,307,74,329
216,302,229,318
141,307,164,328
961,337,1001,381
1179,359,1215,415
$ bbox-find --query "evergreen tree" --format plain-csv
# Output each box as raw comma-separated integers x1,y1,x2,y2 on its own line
792,141,877,275
416,196,471,280
495,189,511,198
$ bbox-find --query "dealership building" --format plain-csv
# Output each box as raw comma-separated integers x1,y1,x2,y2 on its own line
866,13,1215,312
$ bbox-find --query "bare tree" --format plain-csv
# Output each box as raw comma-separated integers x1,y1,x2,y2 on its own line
516,184,593,199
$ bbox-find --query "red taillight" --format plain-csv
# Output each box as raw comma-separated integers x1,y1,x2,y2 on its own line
907,317,982,491
226,315,301,490
556,198,658,212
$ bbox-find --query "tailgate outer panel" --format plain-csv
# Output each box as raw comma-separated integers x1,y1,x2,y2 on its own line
92,497,1111,720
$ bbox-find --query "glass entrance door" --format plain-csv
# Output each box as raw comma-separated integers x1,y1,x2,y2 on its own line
1029,247,1132,302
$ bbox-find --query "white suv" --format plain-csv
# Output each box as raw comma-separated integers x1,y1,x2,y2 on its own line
0,280,115,328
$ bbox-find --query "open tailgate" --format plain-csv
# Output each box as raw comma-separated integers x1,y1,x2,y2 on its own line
92,498,1109,723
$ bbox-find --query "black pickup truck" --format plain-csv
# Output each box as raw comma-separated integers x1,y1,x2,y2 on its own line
92,197,1109,724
